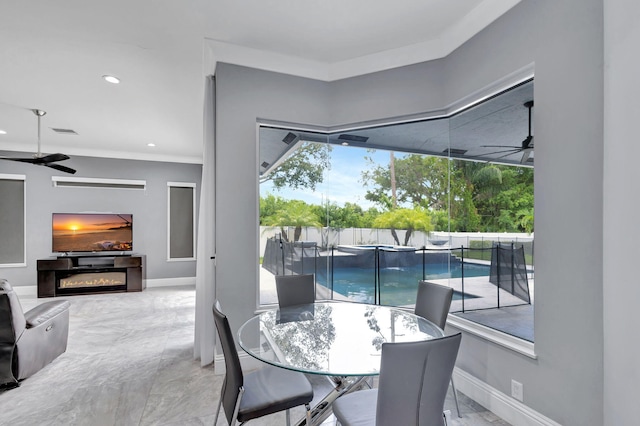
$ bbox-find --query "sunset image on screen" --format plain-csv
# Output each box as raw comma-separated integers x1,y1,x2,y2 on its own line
52,213,133,252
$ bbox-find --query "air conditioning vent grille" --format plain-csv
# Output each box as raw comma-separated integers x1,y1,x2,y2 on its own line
338,134,369,143
50,128,78,135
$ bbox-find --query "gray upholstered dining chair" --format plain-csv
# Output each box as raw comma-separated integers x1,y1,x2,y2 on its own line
212,301,313,426
414,280,461,417
275,274,316,308
332,333,462,426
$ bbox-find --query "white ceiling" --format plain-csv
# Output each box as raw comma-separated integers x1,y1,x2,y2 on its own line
0,0,520,165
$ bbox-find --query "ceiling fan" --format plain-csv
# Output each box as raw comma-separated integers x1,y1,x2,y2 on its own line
0,109,76,174
481,100,534,164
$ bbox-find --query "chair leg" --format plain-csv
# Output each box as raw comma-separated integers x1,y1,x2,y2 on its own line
305,403,312,426
450,377,461,418
213,383,224,426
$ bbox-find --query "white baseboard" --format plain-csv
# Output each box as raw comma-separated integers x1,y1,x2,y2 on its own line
453,368,561,426
145,276,195,288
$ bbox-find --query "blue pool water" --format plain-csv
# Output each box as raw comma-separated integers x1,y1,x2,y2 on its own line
319,262,489,306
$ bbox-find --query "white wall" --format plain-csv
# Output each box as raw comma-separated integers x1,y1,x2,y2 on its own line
603,1,640,424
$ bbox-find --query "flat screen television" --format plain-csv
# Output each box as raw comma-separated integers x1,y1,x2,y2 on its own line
52,213,133,253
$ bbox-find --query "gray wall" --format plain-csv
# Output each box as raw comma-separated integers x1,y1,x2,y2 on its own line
214,1,606,424
0,154,202,286
215,64,330,339
603,0,640,424
444,2,604,425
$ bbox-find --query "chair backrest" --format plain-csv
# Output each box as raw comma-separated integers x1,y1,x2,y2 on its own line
212,301,244,425
376,333,462,426
0,279,26,345
414,280,454,330
275,274,316,308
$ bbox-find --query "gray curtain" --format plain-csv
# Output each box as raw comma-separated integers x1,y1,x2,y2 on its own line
194,75,216,365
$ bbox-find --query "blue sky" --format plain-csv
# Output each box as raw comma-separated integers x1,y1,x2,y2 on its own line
260,144,396,209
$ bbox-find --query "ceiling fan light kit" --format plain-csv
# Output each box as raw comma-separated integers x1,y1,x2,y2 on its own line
0,109,77,174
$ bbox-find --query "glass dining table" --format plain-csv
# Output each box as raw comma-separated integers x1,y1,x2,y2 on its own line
238,301,444,425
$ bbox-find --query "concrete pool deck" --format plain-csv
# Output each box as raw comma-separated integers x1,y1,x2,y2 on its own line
259,266,534,341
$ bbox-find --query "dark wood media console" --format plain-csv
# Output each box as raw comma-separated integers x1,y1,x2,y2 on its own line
37,254,145,298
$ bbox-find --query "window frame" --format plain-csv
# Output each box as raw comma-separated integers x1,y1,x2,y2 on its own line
0,174,27,267
167,182,197,261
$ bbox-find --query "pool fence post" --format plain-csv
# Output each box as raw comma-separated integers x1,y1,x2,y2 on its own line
461,246,465,313
496,243,501,308
330,246,334,300
375,247,380,305
511,241,516,296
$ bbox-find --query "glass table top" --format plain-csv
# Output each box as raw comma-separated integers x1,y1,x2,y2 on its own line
238,301,444,377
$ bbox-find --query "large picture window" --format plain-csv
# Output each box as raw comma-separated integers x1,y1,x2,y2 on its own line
258,79,534,343
0,174,26,266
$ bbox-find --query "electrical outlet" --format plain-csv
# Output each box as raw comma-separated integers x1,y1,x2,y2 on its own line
511,379,524,402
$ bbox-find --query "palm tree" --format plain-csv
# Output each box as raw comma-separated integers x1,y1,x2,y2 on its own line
262,201,323,242
372,208,432,246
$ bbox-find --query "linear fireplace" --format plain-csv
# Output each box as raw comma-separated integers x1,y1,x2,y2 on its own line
59,271,127,289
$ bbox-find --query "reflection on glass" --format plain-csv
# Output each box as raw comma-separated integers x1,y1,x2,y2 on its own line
240,302,443,376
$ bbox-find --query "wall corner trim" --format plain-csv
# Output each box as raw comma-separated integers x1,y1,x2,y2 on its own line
447,314,537,359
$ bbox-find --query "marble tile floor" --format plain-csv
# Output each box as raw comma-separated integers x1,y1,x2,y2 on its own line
0,286,510,426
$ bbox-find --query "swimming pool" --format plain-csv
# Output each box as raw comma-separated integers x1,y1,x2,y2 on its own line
317,262,489,305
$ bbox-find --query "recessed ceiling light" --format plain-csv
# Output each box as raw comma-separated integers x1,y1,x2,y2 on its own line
103,75,120,84
147,143,156,147
0,130,6,135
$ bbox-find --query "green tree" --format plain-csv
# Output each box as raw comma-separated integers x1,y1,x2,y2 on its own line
362,154,452,210
260,142,332,191
259,193,288,225
372,208,432,246
261,200,322,242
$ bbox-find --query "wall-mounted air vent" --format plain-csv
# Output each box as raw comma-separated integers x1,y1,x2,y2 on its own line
50,128,78,135
52,176,146,190
338,134,369,143
261,161,270,168
443,148,467,155
282,132,297,144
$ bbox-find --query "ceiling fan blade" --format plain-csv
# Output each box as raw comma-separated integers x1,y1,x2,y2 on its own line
520,149,532,164
45,163,77,174
491,149,524,162
481,148,522,156
0,156,35,163
37,153,70,163
9,157,41,164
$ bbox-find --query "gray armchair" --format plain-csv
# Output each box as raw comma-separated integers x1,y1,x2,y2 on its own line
0,279,70,388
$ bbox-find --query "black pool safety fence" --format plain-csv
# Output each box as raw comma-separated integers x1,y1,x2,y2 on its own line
262,236,532,312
